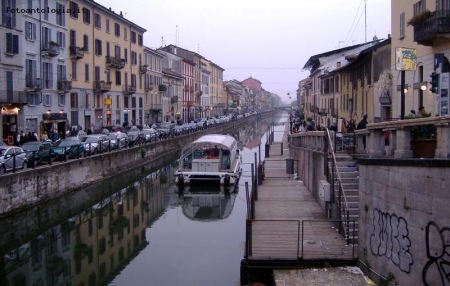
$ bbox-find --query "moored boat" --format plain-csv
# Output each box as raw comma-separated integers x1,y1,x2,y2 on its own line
175,134,241,187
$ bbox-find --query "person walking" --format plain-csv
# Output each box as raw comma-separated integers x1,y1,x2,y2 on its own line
357,115,369,150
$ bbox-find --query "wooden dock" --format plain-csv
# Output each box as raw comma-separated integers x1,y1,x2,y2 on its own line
246,126,357,266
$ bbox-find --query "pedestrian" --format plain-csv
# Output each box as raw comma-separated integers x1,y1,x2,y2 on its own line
417,106,426,117
357,115,369,150
87,128,93,135
16,132,21,146
33,130,39,141
347,119,356,132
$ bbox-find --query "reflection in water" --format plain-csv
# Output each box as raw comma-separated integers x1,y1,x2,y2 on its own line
179,183,238,221
0,164,175,286
0,112,287,286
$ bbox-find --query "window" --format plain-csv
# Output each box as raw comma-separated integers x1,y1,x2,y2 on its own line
95,39,102,56
59,93,65,106
56,3,65,26
94,13,101,29
115,71,121,85
57,31,65,48
138,35,143,46
25,59,37,86
72,60,77,80
69,1,78,18
41,26,51,45
124,28,127,40
28,92,41,106
131,51,137,65
400,12,405,38
139,75,142,89
114,23,120,37
117,95,120,108
131,74,136,87
43,0,48,20
2,0,16,28
5,33,19,54
413,0,426,16
106,19,110,33
83,7,90,24
115,45,121,58
85,64,89,82
25,21,37,40
44,94,52,106
57,64,67,80
42,62,53,89
70,92,78,108
124,48,128,63
83,34,89,52
86,93,91,108
131,31,136,43
27,0,32,13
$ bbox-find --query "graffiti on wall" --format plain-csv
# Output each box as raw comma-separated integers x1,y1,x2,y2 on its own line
370,208,413,273
422,221,450,286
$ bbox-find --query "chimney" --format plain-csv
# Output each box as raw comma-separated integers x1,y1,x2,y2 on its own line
337,62,341,68
120,11,123,17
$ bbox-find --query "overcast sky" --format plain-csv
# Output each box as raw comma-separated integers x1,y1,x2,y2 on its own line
96,0,391,102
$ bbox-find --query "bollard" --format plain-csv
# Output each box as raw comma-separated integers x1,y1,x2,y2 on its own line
281,142,283,156
286,157,294,174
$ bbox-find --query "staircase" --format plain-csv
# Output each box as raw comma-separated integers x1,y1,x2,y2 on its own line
329,152,359,244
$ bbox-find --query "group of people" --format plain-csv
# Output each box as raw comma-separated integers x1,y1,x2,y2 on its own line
15,130,39,146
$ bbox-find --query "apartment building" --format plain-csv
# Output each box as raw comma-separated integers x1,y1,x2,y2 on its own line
67,0,146,131
392,0,450,118
0,0,26,143
199,58,211,117
161,68,183,123
210,62,225,116
143,47,163,125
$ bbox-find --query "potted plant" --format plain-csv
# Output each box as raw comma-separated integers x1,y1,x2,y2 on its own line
406,112,437,158
407,9,435,26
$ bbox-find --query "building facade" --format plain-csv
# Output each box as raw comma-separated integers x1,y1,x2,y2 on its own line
67,0,146,132
143,47,163,125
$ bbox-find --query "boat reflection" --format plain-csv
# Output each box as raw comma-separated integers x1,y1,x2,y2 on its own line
179,183,238,221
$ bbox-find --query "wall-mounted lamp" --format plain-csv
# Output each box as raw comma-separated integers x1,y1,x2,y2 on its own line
404,88,408,94
59,109,64,114
46,110,51,114
421,84,427,91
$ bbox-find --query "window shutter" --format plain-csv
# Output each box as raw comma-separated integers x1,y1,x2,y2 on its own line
6,33,12,53
49,63,53,88
33,23,36,40
12,34,18,54
35,93,41,104
11,0,16,27
25,21,29,39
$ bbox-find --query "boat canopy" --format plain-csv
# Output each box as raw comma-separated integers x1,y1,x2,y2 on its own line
180,134,237,160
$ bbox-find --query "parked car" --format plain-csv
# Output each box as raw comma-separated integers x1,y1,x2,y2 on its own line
53,138,85,160
141,128,158,142
107,132,128,149
126,131,146,146
0,146,28,174
80,134,111,154
21,141,54,166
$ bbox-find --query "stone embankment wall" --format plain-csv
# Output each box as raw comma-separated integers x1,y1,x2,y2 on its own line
0,118,254,215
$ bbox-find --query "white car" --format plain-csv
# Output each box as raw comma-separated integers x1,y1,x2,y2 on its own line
0,146,28,174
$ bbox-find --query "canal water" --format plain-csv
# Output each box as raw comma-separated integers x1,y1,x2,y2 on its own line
0,112,288,286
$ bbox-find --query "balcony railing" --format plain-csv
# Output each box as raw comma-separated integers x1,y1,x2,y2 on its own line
171,96,178,103
0,90,28,104
414,10,450,46
41,41,59,57
69,46,84,60
25,76,42,92
123,85,136,95
139,64,148,74
93,81,111,93
106,56,125,69
57,79,72,92
144,84,153,91
149,103,162,111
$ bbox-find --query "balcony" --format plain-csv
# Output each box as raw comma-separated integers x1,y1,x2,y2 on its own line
106,56,125,69
319,108,326,115
25,76,42,92
69,46,84,60
123,85,136,95
171,96,178,103
196,91,202,96
149,103,162,112
41,41,60,57
139,64,148,74
57,79,72,93
0,90,27,104
144,84,153,91
93,81,111,93
190,85,194,92
413,10,450,46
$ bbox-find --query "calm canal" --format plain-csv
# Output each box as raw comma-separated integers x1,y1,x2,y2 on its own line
0,112,287,286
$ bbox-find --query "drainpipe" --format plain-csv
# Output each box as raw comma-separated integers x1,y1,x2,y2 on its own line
92,2,96,129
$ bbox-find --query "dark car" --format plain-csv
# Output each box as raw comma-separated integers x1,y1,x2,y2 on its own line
126,131,145,146
21,141,54,166
53,138,85,160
